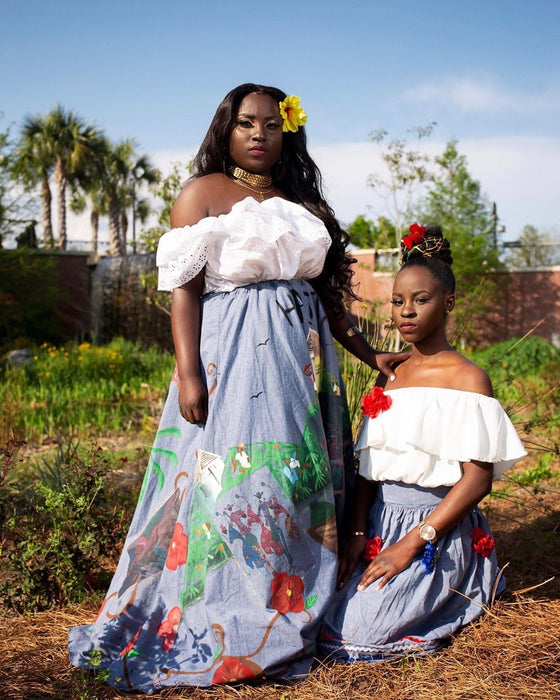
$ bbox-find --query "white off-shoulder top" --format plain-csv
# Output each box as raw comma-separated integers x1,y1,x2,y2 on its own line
356,387,527,488
156,196,332,293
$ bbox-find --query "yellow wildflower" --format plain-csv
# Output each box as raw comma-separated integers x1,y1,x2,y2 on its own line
279,95,307,133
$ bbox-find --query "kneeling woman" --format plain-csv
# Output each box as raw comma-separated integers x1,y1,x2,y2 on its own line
319,225,526,661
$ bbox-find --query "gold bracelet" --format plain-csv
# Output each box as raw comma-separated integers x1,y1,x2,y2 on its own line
346,325,362,337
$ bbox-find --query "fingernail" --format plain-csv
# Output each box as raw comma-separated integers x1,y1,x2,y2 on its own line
357,584,364,591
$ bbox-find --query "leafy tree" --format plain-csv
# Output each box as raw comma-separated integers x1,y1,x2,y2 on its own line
137,161,192,317
139,161,192,253
348,215,396,250
367,124,436,246
503,225,560,268
70,140,158,255
419,139,502,337
48,106,103,250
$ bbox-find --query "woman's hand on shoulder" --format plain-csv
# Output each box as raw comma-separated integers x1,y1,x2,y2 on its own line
370,351,410,382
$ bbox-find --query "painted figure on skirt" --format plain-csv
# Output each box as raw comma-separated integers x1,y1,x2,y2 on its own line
68,83,407,693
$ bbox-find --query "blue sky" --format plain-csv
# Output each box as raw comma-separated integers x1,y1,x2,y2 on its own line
2,0,559,242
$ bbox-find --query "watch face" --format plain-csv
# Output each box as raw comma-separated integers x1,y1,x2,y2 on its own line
420,523,436,541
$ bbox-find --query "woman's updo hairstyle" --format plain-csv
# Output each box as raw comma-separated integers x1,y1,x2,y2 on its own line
400,224,455,293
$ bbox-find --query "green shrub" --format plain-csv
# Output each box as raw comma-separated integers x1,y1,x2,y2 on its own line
0,440,137,612
0,337,174,443
470,336,560,386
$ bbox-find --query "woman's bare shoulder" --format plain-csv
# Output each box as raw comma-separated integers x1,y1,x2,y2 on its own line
170,175,229,227
449,354,493,397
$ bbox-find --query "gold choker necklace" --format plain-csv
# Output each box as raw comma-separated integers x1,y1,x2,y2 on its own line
230,166,272,189
229,166,274,201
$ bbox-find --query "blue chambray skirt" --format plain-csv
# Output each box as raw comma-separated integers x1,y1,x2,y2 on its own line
318,480,504,661
68,279,354,693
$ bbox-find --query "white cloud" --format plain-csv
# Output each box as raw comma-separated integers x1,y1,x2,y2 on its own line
310,136,560,240
403,75,560,115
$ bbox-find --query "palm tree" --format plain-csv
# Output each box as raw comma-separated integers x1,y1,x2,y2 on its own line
14,114,56,248
45,106,103,250
94,138,132,257
14,106,104,250
118,152,159,253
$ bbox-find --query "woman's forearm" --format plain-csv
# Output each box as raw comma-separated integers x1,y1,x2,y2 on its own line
171,270,205,380
420,460,493,541
399,460,494,555
325,307,379,367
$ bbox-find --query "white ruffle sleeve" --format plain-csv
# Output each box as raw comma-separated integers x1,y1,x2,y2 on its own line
356,387,527,487
156,196,332,293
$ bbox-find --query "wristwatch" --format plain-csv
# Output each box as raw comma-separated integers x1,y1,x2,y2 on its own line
418,520,437,543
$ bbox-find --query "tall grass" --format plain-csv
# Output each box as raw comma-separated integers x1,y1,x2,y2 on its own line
0,338,175,443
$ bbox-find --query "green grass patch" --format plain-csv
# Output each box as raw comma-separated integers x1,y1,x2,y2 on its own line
1,337,175,443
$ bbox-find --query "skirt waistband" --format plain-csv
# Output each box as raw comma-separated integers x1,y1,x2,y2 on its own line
376,480,451,507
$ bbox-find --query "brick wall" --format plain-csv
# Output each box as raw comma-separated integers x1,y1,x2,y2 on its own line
350,249,560,347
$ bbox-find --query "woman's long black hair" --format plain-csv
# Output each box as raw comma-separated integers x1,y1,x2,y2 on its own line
191,83,356,314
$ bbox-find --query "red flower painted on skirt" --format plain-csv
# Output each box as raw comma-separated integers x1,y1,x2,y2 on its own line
471,527,495,557
363,535,383,562
165,523,188,571
362,386,392,419
157,606,182,652
270,572,305,614
402,222,427,249
212,656,260,684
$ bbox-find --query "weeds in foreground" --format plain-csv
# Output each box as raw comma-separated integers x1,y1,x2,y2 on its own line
0,337,174,443
0,440,137,612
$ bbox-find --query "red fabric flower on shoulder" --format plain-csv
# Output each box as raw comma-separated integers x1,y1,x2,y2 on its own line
363,535,383,563
402,222,427,249
362,386,392,419
471,527,495,557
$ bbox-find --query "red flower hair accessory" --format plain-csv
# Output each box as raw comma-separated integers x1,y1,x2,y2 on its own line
471,527,495,558
362,386,392,419
363,535,383,562
402,222,427,250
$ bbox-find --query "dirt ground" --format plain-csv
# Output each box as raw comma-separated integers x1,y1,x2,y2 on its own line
1,455,559,700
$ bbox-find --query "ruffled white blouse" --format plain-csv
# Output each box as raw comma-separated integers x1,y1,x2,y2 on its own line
356,387,527,487
156,196,332,293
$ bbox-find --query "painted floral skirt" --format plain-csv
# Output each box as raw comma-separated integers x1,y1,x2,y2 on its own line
318,480,504,661
68,279,353,693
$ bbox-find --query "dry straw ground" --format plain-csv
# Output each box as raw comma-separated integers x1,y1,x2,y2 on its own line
1,464,559,700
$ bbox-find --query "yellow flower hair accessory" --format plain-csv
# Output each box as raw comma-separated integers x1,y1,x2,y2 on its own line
279,95,307,133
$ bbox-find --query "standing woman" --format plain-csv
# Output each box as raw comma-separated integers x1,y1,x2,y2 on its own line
69,84,405,693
